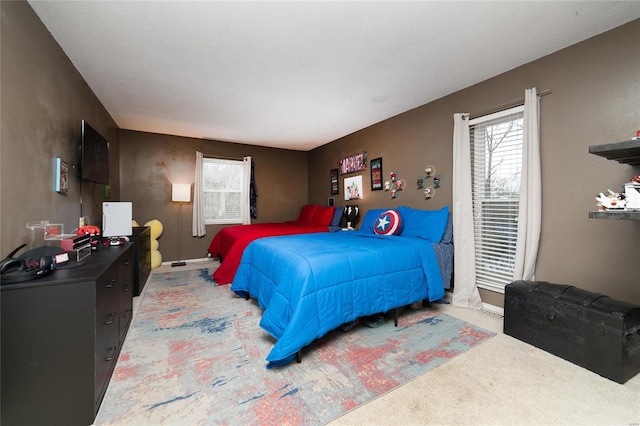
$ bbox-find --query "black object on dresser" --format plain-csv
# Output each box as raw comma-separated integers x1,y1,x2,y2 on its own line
130,226,151,296
1,245,134,426
504,280,640,384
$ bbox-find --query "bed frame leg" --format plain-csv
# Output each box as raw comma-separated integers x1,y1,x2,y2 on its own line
296,351,301,363
394,308,399,327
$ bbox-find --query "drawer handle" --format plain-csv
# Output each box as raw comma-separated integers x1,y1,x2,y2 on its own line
105,346,117,362
105,279,117,289
105,312,117,325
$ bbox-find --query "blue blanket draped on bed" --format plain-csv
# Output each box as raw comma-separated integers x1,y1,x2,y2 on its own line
231,231,446,367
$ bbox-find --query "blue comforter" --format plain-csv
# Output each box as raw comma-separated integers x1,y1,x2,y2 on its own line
230,231,445,367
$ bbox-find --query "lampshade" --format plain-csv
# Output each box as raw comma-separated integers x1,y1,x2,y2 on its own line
172,183,191,202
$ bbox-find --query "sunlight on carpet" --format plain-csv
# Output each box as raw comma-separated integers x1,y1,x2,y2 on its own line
95,268,495,425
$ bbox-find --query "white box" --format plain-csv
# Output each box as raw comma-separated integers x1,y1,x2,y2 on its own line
625,183,640,209
102,202,133,237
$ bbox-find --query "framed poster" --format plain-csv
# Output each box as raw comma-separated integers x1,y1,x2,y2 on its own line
330,168,339,195
370,157,383,191
344,175,363,200
339,152,367,175
55,157,69,194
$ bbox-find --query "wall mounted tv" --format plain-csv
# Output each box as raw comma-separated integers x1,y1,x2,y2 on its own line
80,120,109,184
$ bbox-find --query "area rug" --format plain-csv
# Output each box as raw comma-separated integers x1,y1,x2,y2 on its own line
95,268,495,426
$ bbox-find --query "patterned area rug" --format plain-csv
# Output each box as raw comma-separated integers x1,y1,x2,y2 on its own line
95,268,495,425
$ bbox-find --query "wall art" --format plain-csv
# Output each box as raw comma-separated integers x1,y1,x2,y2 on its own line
339,152,367,175
424,165,436,177
344,175,363,200
370,157,383,191
55,157,69,194
424,186,435,199
330,168,339,195
385,171,406,198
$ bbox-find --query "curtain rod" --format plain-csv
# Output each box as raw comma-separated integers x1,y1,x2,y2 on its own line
203,154,247,161
469,88,551,120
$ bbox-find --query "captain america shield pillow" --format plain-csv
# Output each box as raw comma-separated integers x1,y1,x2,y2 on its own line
373,209,403,236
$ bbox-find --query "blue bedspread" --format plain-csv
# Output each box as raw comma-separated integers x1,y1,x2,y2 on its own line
231,231,446,367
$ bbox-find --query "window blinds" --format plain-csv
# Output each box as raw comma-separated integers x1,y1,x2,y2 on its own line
202,158,244,224
470,106,524,291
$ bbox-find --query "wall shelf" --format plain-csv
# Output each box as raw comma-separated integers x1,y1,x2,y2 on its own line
589,210,640,221
589,139,640,221
588,139,640,166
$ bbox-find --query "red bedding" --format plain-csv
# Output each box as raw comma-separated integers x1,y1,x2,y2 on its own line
208,222,329,284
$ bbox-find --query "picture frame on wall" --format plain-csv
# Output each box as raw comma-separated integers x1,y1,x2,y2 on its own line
370,157,383,191
330,168,339,195
344,175,363,200
339,152,367,175
55,157,69,194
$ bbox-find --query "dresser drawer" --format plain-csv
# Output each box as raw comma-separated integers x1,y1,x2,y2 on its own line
94,341,118,412
96,267,119,315
96,294,120,349
95,294,120,410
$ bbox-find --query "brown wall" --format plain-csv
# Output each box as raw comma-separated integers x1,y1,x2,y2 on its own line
1,0,118,256
309,19,640,305
119,130,309,262
3,0,638,305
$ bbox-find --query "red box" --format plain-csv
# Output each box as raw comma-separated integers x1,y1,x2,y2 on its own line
60,235,90,251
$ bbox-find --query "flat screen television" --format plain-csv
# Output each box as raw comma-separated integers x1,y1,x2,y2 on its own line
80,120,109,184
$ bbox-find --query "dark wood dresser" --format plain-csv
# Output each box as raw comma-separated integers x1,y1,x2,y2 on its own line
1,244,133,425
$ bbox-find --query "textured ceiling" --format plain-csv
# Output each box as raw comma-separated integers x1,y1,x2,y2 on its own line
28,1,640,151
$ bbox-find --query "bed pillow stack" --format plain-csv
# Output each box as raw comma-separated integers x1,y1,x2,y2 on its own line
398,205,450,242
312,205,335,226
296,204,318,223
330,206,344,227
360,206,450,242
295,204,336,227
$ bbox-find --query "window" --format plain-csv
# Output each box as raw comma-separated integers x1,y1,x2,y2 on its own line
202,158,246,224
469,105,524,292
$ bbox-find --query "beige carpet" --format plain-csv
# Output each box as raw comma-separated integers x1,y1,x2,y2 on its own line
127,260,640,426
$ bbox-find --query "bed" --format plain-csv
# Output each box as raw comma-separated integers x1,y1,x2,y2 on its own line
208,204,344,284
230,205,453,367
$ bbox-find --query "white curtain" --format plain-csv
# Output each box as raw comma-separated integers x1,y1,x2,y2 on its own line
192,151,206,237
452,113,483,309
242,156,252,225
513,88,541,281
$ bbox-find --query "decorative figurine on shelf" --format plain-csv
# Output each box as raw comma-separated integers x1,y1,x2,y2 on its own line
418,166,441,197
595,189,626,210
387,171,406,198
424,186,435,199
424,165,436,177
342,204,360,229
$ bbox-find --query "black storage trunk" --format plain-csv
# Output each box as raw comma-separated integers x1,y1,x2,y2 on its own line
504,280,640,383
